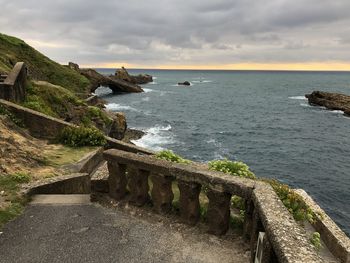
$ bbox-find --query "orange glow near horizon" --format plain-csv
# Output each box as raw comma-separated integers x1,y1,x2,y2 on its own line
80,62,350,71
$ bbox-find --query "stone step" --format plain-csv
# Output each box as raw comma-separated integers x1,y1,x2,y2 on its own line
30,194,91,205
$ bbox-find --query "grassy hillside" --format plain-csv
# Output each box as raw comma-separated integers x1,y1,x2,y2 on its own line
0,33,90,93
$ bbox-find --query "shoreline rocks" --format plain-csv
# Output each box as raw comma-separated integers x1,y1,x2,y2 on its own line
178,81,191,86
114,67,153,85
68,62,144,94
306,91,350,116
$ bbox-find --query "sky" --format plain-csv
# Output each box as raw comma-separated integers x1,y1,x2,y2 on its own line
1,0,350,70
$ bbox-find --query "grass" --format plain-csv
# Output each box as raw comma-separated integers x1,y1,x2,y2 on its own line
0,33,90,93
43,145,100,167
0,173,31,228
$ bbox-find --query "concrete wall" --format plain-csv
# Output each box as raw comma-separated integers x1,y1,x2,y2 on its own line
0,62,27,103
0,99,75,139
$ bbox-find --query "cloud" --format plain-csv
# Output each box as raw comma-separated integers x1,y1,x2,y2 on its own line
0,0,350,67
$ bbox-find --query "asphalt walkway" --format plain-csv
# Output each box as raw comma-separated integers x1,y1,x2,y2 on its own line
0,195,249,263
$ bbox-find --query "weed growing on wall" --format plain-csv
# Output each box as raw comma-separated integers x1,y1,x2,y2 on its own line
156,150,192,164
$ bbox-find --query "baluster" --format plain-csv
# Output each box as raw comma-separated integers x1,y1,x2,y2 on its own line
243,200,254,240
151,174,174,213
128,167,150,206
107,161,127,200
250,208,264,263
178,180,201,225
206,188,231,235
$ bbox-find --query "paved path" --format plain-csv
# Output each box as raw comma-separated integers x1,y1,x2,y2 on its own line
0,195,249,263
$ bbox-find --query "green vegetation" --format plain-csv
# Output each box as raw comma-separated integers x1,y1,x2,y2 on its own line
156,150,192,164
208,159,256,179
58,126,106,147
263,179,315,223
0,104,25,127
23,81,112,129
0,173,31,228
156,149,316,226
310,232,322,250
44,145,100,167
23,81,84,118
0,33,89,93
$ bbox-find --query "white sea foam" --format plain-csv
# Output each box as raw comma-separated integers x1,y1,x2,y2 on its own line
192,80,213,83
105,103,138,112
147,81,158,85
153,76,158,80
289,96,307,100
143,88,154,93
300,103,312,108
330,110,344,114
141,97,150,102
131,124,174,151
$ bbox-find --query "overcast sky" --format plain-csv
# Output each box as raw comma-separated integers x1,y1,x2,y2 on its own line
1,0,350,69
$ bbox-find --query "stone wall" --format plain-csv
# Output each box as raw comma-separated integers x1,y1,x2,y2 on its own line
102,149,325,263
0,62,27,103
0,99,154,155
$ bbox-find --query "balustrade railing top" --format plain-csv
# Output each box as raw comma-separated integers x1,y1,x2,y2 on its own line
103,149,324,263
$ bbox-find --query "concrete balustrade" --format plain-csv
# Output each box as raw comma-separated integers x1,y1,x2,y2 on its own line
103,149,324,263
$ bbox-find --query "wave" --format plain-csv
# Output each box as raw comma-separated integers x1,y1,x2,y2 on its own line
143,88,154,93
289,96,307,100
141,97,150,102
192,80,213,83
131,124,174,151
330,110,344,114
148,81,158,85
105,103,138,112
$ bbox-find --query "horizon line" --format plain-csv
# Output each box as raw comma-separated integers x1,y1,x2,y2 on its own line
90,67,350,72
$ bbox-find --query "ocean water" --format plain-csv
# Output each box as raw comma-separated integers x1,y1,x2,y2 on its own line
96,69,350,236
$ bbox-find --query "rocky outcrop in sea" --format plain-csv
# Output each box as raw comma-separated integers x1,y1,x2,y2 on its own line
114,67,153,84
306,91,350,116
68,62,144,94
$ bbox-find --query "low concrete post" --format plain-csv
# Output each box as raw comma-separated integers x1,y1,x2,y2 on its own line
243,200,254,240
128,167,150,206
261,234,275,263
178,180,201,225
206,188,231,235
107,161,127,200
151,174,174,213
250,209,264,263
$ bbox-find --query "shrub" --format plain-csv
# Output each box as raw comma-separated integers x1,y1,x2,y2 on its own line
58,126,106,147
11,172,31,183
208,159,256,179
310,232,322,250
263,179,315,223
156,150,192,164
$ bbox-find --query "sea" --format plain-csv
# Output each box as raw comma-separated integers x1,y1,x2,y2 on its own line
95,69,350,236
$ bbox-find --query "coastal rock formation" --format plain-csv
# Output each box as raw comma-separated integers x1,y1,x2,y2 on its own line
108,112,127,140
68,62,144,94
306,91,350,116
178,81,191,86
114,67,153,84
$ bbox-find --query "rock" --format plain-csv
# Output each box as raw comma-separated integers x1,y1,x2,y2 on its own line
108,112,127,140
79,68,144,94
67,63,143,94
178,81,191,86
305,91,350,116
68,62,79,72
114,67,153,84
